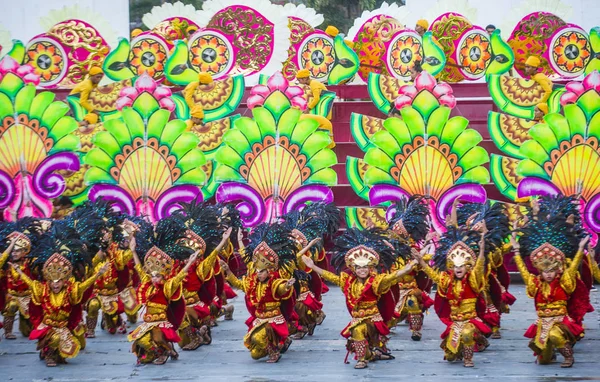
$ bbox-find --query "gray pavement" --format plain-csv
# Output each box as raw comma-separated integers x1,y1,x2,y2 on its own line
1,284,600,381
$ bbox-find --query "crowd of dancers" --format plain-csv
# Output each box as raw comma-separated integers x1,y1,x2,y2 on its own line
0,194,598,369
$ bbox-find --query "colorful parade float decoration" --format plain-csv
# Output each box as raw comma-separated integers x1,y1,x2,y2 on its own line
213,72,337,227
347,71,490,233
83,73,207,222
489,6,597,121
17,5,116,88
282,4,359,85
0,56,80,220
103,2,203,83
515,70,600,237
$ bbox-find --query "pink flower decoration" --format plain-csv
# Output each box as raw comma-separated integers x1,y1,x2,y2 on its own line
0,57,40,85
247,71,307,111
561,71,600,105
394,71,456,111
116,72,174,111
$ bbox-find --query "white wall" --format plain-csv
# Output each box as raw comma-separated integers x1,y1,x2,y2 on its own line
0,0,129,44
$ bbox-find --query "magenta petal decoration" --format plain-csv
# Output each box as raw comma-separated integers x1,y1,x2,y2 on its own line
251,85,271,97
414,71,437,91
0,56,19,73
285,86,304,98
584,192,600,232
159,98,175,112
394,95,413,110
88,184,136,215
267,72,288,92
583,70,600,92
433,82,453,98
0,169,15,209
439,94,457,108
116,97,133,110
155,185,202,220
216,182,265,227
135,72,157,93
16,65,34,76
565,82,585,96
516,177,560,198
247,94,265,109
291,96,307,110
560,92,578,105
32,153,80,199
282,185,333,214
119,87,139,98
153,87,172,99
399,85,418,98
437,184,487,223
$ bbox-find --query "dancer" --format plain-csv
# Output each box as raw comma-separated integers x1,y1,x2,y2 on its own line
174,202,232,350
220,223,301,363
523,56,553,103
69,66,104,126
386,195,433,341
128,218,198,365
414,227,491,367
512,211,589,367
10,230,109,367
301,228,416,369
454,201,513,339
0,219,41,339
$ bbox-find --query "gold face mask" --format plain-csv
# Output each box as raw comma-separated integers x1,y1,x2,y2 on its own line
143,247,174,277
344,245,380,270
531,243,565,273
446,241,476,268
252,241,279,271
43,253,73,282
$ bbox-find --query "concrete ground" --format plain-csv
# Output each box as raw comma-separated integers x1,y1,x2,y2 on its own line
1,284,599,381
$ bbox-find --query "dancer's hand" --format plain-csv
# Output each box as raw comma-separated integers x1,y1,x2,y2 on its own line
219,260,230,274
579,235,591,251
98,262,110,276
286,278,296,288
301,255,315,269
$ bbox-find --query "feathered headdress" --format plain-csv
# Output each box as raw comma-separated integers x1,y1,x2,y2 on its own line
214,202,243,234
518,209,579,273
174,199,223,256
456,201,510,253
534,195,585,237
135,216,193,277
30,225,92,281
388,195,430,243
331,228,399,272
0,217,43,253
299,202,341,238
281,210,325,252
434,226,481,270
244,223,296,273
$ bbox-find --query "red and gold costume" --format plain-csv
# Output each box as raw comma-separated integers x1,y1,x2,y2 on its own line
86,242,139,336
128,246,187,365
0,231,35,339
421,228,491,367
225,223,297,363
18,253,105,366
511,194,594,368
303,227,413,369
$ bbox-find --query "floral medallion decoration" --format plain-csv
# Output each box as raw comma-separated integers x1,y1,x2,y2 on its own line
0,56,80,220
214,71,337,227
84,73,206,222
517,70,600,234
348,71,490,232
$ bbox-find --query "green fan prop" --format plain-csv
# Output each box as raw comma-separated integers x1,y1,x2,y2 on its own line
84,73,207,222
352,71,490,232
214,71,337,227
0,56,80,220
516,70,600,234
